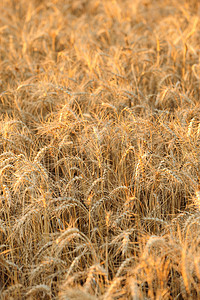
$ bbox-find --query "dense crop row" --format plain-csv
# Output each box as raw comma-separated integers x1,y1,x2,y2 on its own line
0,0,199,299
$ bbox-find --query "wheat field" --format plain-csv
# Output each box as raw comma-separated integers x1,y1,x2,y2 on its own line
0,0,200,299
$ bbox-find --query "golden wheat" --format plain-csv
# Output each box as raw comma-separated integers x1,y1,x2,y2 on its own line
0,0,200,299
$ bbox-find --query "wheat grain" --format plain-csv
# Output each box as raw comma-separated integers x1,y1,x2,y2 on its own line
65,249,87,280
26,284,51,297
116,257,134,277
59,287,97,300
103,277,121,300
127,277,140,300
33,241,53,261
1,284,23,298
